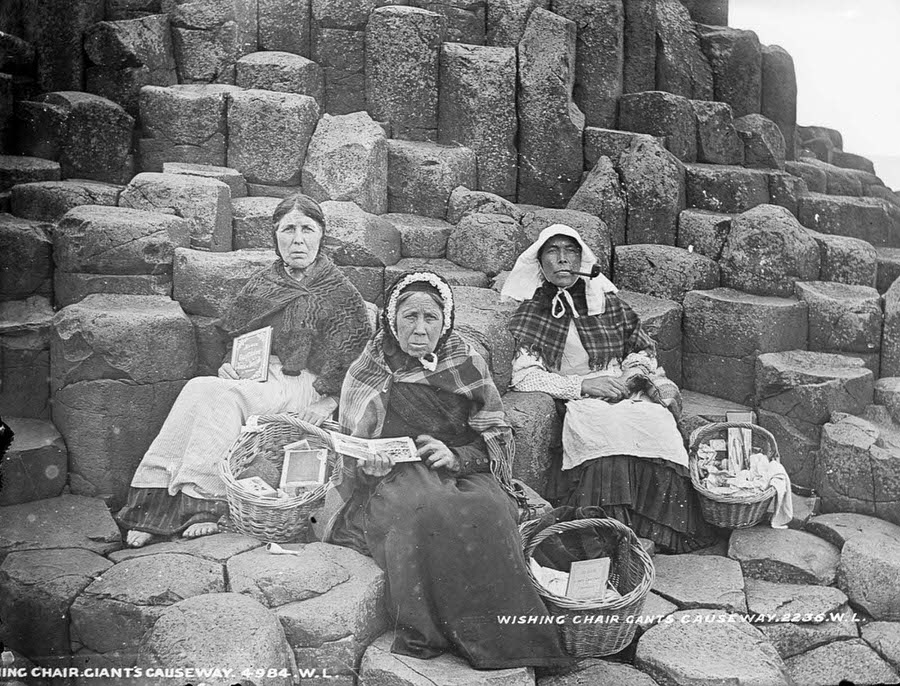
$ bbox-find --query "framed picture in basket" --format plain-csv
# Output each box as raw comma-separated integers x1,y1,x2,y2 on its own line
280,447,328,496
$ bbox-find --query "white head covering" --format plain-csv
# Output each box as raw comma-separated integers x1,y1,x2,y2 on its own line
501,224,616,316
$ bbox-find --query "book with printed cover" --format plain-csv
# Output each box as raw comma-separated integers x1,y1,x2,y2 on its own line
230,326,273,382
328,430,420,463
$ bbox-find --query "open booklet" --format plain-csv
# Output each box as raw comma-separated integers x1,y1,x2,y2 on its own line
327,430,420,463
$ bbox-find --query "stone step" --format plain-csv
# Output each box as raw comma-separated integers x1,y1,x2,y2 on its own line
0,416,67,506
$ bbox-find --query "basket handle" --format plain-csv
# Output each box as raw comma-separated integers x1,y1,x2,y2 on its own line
688,421,780,462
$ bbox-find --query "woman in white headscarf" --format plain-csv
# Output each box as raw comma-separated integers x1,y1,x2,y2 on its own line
502,225,717,553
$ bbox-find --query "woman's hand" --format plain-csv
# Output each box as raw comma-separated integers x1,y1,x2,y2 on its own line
297,397,338,427
217,362,240,380
359,450,395,477
581,376,628,401
416,435,460,472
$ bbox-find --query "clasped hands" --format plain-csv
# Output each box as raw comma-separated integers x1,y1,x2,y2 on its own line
359,434,460,477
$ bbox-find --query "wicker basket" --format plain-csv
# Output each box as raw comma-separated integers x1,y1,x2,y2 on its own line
520,517,655,657
219,414,339,543
688,421,780,529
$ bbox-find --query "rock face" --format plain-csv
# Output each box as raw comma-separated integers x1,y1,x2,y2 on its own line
227,89,319,186
0,548,112,668
0,416,67,506
236,51,324,108
816,414,900,526
719,204,820,297
653,0,712,100
302,112,387,214
698,25,761,117
682,288,808,404
386,140,476,219
173,247,276,318
138,84,239,170
321,201,402,267
438,43,517,198
652,554,746,612
692,100,744,166
566,157,626,246
10,179,122,223
119,172,232,252
446,213,528,277
516,8,584,208
16,91,135,184
366,6,445,141
0,296,53,419
734,113,787,170
619,138,686,245
70,553,224,655
794,282,883,358
684,163,770,214
140,593,295,685
618,90,697,162
613,244,718,303
635,610,792,686
728,527,841,586
552,0,623,128
838,533,900,621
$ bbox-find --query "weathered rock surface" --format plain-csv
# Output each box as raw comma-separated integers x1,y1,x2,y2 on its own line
516,8,583,208
386,140,476,219
652,554,746,612
438,43,517,198
0,494,121,559
502,390,559,495
51,294,195,389
692,99,744,166
302,112,387,214
684,163,770,214
805,229,877,288
719,204,820,297
682,288,808,404
635,610,791,686
366,6,445,140
54,205,190,275
794,281,882,354
698,25,761,117
446,213,528,277
799,193,900,248
0,548,112,666
119,172,232,251
140,593,295,684
676,209,732,259
227,89,319,186
162,162,247,199
0,296,53,418
173,247,276,318
619,138,685,245
0,416,67,506
236,51,324,108
321,201,401,267
613,244,718,303
10,179,121,222
70,553,224,654
728,526,841,585
653,0,712,100
734,113,786,170
784,639,899,686
566,156,626,246
618,90,697,162
382,213,452,258
838,532,900,621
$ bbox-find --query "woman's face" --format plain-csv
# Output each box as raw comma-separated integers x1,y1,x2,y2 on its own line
539,235,582,288
395,292,444,358
276,208,323,272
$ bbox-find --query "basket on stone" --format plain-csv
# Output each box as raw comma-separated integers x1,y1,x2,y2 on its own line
520,510,654,657
688,421,781,529
219,414,339,543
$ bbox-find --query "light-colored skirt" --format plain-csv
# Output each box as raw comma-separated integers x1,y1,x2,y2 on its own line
130,356,321,500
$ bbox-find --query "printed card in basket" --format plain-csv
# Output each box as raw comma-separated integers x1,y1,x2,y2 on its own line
230,326,273,381
327,431,419,463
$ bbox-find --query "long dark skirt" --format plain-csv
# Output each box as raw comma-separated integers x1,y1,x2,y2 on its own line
339,462,570,669
116,487,227,536
549,454,719,554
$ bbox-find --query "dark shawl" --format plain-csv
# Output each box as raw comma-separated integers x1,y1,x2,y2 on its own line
507,278,655,372
222,255,372,396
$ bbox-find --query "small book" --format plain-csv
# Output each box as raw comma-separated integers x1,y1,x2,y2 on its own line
328,431,420,464
230,326,273,382
565,557,611,600
280,447,328,495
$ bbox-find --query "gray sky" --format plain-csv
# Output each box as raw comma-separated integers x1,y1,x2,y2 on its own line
729,0,900,188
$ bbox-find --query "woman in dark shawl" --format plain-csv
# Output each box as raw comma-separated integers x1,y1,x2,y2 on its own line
321,271,570,670
116,193,372,547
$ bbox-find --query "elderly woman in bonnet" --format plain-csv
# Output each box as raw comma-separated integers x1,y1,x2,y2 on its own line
322,271,570,670
502,225,716,553
116,193,372,548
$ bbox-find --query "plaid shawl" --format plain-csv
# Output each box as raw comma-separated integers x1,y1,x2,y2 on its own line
221,255,372,395
508,279,656,371
320,330,518,541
